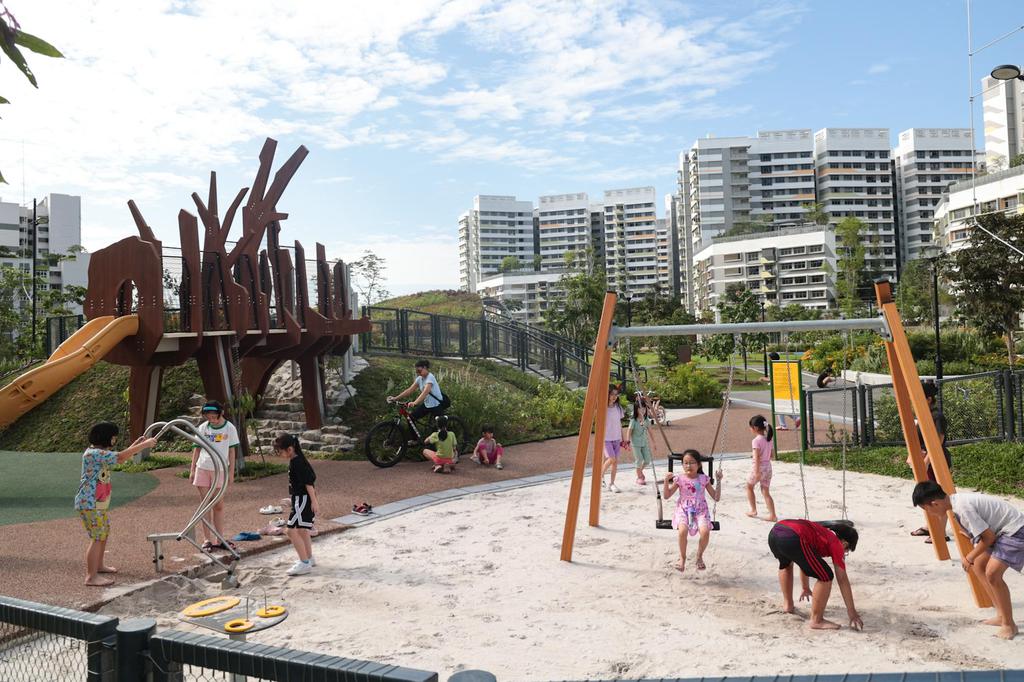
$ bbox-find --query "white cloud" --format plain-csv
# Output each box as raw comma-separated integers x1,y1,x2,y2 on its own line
329,229,460,295
868,63,890,75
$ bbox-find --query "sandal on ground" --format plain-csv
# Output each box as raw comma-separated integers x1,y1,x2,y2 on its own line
352,502,373,516
209,541,238,552
432,465,443,474
201,541,214,552
910,527,930,537
259,505,283,515
924,536,950,544
270,517,286,528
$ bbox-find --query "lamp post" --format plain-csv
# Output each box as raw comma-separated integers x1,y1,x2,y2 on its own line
760,300,768,376
921,245,944,381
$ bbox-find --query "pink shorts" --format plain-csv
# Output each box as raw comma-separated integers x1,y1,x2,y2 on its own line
192,467,226,488
747,465,773,487
604,440,621,459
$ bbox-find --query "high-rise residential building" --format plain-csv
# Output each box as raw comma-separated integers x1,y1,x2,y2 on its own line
664,193,683,301
982,75,1024,171
0,193,88,314
457,195,535,292
935,164,1024,254
893,128,977,263
476,271,568,326
692,226,837,313
749,129,816,228
679,136,753,253
536,193,592,271
589,201,606,266
602,187,665,295
813,128,897,282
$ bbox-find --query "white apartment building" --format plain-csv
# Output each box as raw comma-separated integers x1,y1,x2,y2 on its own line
893,128,977,262
813,128,897,281
458,195,535,292
664,193,683,301
0,193,88,313
602,187,666,295
589,201,606,266
749,129,816,227
679,136,753,255
475,270,567,326
536,193,592,271
934,164,1024,254
692,226,837,313
982,75,1024,170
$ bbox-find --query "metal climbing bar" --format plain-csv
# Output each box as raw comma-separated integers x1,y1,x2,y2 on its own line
609,316,891,342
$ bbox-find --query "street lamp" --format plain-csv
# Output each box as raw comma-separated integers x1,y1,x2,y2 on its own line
920,244,944,381
991,64,1024,81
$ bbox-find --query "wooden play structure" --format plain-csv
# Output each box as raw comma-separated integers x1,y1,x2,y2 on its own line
0,138,370,447
561,281,991,609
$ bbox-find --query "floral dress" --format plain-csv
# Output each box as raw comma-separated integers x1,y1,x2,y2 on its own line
672,473,712,536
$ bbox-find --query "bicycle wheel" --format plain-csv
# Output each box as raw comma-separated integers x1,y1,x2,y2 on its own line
445,415,469,455
365,421,407,468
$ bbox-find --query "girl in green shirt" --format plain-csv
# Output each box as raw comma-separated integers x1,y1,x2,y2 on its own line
423,416,458,473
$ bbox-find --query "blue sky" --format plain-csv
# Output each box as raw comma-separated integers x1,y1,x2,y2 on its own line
2,0,1022,295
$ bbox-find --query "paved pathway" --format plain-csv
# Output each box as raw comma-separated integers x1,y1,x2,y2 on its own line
0,405,823,611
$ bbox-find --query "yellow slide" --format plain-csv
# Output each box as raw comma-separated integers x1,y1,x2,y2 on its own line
0,314,139,429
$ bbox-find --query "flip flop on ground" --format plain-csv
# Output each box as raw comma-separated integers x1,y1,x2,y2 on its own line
352,502,373,516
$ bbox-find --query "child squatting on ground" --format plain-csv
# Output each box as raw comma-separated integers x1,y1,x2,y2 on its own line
663,449,723,572
75,422,157,586
627,398,654,486
274,433,319,576
190,400,240,552
472,425,504,469
746,415,777,522
913,480,1024,640
424,415,458,474
767,518,862,631
601,384,627,492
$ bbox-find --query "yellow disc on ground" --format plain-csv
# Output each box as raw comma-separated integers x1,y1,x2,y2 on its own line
224,618,254,633
256,605,286,618
182,596,241,618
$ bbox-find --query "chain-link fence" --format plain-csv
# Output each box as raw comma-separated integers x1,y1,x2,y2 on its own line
805,385,861,449
0,596,116,682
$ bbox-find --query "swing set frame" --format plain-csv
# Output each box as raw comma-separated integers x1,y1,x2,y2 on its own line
560,281,991,609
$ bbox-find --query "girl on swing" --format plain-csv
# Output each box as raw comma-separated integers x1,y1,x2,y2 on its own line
664,449,723,572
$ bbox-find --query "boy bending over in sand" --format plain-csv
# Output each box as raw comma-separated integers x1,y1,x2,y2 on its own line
767,519,862,631
913,481,1024,640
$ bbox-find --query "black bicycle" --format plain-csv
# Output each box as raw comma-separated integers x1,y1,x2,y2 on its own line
364,402,468,468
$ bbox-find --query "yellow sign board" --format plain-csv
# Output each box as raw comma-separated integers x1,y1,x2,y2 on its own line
771,361,801,405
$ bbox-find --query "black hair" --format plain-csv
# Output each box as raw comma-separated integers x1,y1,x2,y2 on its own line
608,384,621,403
415,359,431,369
481,425,495,436
273,432,305,458
769,352,780,361
436,415,449,441
680,448,706,474
821,521,859,552
922,381,939,402
816,369,832,389
912,480,947,507
202,400,225,416
632,398,649,420
88,421,119,449
749,414,774,442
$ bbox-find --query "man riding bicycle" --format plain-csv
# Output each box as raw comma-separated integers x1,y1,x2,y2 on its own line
386,359,450,422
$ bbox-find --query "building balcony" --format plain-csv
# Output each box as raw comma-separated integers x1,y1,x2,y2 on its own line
759,255,776,265
760,270,776,279
759,283,777,294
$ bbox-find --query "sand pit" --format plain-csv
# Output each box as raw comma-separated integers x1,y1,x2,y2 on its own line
99,460,1024,680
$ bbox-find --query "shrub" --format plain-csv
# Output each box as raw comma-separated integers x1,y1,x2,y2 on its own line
871,377,1003,444
648,364,721,408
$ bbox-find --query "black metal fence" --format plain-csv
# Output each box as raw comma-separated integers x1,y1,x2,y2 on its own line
0,594,436,682
45,314,85,356
806,369,1023,449
360,307,638,389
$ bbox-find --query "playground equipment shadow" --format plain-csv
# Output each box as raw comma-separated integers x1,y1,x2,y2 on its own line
0,406,817,611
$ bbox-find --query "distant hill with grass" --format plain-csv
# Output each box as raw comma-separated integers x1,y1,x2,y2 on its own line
376,290,483,318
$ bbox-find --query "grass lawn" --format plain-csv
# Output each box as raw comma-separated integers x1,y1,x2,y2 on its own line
701,365,771,391
0,451,158,526
778,441,1024,499
376,290,484,318
615,351,659,368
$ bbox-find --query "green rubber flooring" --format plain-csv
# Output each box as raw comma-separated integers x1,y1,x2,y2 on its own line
0,451,158,526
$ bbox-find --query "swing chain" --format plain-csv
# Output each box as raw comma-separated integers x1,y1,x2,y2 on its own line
709,337,737,523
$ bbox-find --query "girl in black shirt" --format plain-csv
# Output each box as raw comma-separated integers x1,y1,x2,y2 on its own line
274,433,319,576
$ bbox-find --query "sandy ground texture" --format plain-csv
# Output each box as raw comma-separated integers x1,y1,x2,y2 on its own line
96,459,1024,681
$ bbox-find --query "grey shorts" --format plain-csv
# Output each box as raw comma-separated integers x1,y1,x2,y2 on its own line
990,526,1024,572
632,443,652,466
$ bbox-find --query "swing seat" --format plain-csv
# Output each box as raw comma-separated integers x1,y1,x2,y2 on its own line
819,519,855,529
655,519,674,530
710,521,721,531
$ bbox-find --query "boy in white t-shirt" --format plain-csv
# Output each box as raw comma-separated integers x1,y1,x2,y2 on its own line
913,480,1024,640
190,400,239,552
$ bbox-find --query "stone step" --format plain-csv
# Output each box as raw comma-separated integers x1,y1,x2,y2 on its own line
253,419,307,431
253,410,306,422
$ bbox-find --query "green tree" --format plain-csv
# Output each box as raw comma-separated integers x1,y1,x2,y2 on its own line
1011,153,1024,169
532,254,542,271
1,3,63,183
802,202,830,226
895,258,947,326
0,264,81,359
835,217,867,317
722,213,774,238
949,212,1024,367
652,307,698,368
499,255,521,273
348,250,390,305
542,265,607,345
701,285,766,372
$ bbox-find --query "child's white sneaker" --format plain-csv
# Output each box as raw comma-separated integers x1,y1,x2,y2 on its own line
286,560,311,576
308,556,316,567
608,483,620,493
496,461,503,470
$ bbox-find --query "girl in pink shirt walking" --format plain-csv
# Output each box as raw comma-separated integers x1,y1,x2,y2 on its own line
746,414,777,521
